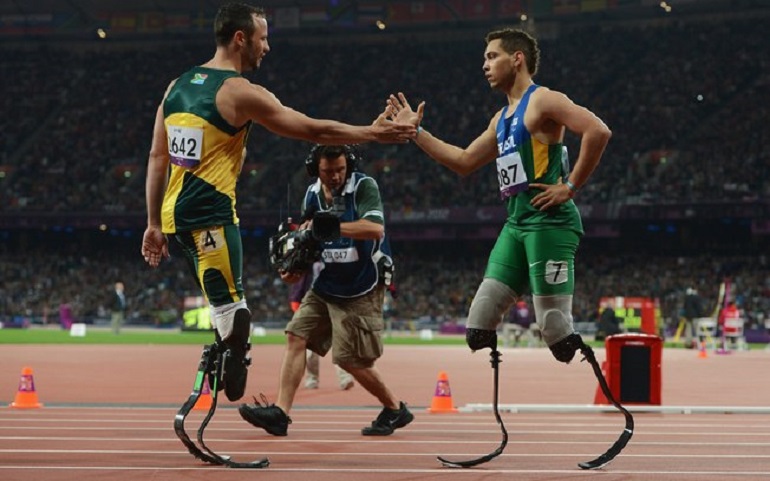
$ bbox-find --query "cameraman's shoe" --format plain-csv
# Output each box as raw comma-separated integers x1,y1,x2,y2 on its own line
361,402,413,436
239,396,292,436
223,308,251,402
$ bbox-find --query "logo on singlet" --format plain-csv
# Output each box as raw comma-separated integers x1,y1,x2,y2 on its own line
191,73,208,85
498,134,516,155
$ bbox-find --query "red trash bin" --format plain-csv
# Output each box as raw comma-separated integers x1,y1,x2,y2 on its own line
604,333,662,405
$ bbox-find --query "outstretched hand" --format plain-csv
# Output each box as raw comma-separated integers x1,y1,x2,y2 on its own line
371,103,417,143
387,92,425,130
141,225,169,268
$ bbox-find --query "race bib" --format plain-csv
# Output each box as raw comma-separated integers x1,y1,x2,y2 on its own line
544,260,569,285
198,228,224,254
168,125,203,168
322,248,359,264
496,152,528,200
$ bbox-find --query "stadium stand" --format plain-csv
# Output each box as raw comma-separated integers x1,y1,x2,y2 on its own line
1,1,767,339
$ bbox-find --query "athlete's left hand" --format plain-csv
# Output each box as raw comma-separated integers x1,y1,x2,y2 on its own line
530,182,574,211
141,225,169,267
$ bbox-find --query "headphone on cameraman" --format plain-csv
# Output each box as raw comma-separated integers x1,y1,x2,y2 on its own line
305,144,359,178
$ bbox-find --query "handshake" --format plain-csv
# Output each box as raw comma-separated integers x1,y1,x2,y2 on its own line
268,212,340,275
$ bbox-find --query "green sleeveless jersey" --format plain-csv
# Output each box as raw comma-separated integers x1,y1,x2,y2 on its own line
161,67,251,233
495,84,583,234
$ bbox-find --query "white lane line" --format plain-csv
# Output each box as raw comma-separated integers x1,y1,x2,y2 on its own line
2,449,770,459
1,417,769,430
4,426,770,437
3,436,770,447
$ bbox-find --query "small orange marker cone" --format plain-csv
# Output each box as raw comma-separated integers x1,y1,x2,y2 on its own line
193,376,213,411
427,371,458,413
698,341,708,359
9,366,43,409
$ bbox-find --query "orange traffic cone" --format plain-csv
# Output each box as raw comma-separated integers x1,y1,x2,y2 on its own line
193,376,213,411
698,341,708,359
427,371,458,413
9,366,43,409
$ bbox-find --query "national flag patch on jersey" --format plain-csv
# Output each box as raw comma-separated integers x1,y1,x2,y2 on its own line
190,73,208,85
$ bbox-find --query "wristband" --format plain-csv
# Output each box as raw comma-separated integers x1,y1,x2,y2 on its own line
565,180,578,193
416,126,423,137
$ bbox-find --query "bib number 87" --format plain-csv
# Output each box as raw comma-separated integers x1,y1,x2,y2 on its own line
498,163,519,186
495,152,528,199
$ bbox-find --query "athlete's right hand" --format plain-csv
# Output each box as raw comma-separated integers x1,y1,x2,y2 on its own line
387,92,425,131
370,103,417,143
141,225,169,268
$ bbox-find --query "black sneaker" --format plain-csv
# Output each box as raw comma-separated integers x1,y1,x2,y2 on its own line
361,402,414,436
238,395,292,436
223,308,252,402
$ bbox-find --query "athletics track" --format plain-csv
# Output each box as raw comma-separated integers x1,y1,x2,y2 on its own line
1,343,769,480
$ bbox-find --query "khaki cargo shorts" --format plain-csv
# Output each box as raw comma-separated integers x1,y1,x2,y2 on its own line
286,284,385,369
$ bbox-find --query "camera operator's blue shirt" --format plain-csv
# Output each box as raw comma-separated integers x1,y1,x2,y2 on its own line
302,172,392,299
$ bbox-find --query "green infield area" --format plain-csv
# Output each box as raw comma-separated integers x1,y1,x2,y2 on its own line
1,326,763,350
0,326,468,346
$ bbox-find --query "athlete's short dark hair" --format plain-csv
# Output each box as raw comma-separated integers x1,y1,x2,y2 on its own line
214,2,266,47
485,28,540,77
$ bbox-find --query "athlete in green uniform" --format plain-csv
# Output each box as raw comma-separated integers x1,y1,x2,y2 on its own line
141,2,415,402
387,27,611,362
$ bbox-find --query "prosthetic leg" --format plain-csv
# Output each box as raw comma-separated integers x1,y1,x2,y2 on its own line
537,294,634,470
438,281,633,470
573,335,634,470
437,329,508,468
174,343,269,468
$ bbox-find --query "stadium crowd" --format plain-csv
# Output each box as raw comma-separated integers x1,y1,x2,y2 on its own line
1,238,768,337
1,14,768,212
1,12,768,336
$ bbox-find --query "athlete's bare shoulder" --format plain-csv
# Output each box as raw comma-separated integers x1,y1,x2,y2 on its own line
530,86,571,111
216,76,258,126
218,76,283,127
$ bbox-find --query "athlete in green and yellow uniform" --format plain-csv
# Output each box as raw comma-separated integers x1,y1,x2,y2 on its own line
162,66,250,316
388,27,611,363
486,82,583,299
390,30,634,469
141,3,415,403
160,65,254,404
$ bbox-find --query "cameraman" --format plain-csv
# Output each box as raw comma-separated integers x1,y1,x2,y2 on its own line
239,145,413,436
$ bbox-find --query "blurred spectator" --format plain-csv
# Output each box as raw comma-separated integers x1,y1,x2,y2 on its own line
595,302,621,342
111,281,127,335
681,287,704,348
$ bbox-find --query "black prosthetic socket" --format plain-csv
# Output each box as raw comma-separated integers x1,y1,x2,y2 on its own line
549,333,585,364
466,328,498,351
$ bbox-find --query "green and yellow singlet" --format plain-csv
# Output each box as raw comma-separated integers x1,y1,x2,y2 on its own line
161,67,251,233
495,84,583,235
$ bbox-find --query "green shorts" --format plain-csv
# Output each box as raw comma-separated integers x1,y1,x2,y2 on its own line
484,225,580,297
171,224,244,307
286,284,385,369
